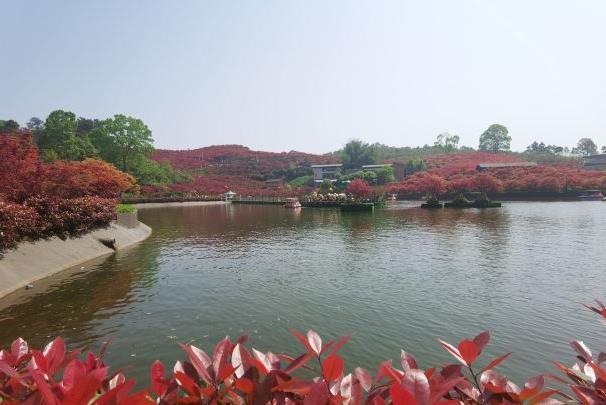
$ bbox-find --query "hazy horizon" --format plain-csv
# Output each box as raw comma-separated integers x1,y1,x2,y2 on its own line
2,1,605,153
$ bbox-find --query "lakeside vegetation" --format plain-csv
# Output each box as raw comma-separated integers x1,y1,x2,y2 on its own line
0,302,604,403
2,116,606,202
2,114,606,251
0,132,134,252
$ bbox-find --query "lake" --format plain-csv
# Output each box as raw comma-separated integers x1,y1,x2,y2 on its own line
1,201,605,385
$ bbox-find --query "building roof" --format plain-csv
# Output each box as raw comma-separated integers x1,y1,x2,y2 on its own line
223,190,237,195
476,162,537,169
361,164,392,168
311,164,343,168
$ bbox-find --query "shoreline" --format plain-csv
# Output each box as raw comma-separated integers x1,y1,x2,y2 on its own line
0,222,152,299
133,200,230,209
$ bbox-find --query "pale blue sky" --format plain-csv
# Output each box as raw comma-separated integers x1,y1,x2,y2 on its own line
2,1,605,153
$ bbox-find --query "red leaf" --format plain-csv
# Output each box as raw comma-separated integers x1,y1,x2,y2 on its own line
273,378,314,395
481,353,511,372
61,359,87,390
212,337,232,382
519,375,544,401
307,330,322,355
390,382,416,405
322,354,344,381
251,348,272,374
31,370,59,405
235,377,254,394
328,335,351,357
96,379,137,405
401,350,418,372
43,337,66,374
304,381,330,405
355,367,373,392
457,340,480,366
473,331,490,352
150,360,167,397
438,340,466,365
174,371,199,396
402,369,429,405
179,343,213,383
217,363,236,383
570,340,593,363
62,369,105,405
284,352,314,375
290,328,314,353
378,360,403,383
10,338,28,364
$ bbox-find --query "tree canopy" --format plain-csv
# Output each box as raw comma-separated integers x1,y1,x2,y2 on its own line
479,124,511,152
89,114,154,173
339,140,378,169
573,138,598,156
37,110,97,161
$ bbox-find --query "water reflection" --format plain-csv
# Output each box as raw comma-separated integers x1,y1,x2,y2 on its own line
0,202,604,386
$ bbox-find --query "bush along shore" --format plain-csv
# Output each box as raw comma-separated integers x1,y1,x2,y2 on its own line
0,133,135,254
0,302,604,403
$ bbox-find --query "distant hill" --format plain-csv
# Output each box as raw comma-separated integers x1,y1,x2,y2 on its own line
150,145,337,195
153,145,336,175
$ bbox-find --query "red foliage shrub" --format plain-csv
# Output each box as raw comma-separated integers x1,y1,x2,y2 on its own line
2,303,606,403
42,159,136,199
24,196,116,240
0,132,43,203
390,151,606,196
0,201,39,251
471,173,503,193
0,138,126,252
388,173,447,196
346,179,373,199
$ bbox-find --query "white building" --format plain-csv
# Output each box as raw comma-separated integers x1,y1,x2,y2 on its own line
311,164,343,183
361,164,392,172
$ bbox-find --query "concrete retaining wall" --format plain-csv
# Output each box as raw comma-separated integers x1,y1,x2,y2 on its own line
0,222,152,299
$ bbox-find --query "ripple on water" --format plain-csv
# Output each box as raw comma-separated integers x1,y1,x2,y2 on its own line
0,202,605,385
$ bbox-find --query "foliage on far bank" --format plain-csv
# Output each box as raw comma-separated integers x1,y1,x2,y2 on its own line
1,302,606,403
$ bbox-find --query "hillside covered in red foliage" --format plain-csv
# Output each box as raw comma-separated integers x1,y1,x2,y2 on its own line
389,151,606,195
150,146,606,197
151,145,336,195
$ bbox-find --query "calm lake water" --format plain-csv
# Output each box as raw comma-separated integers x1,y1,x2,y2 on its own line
1,201,605,385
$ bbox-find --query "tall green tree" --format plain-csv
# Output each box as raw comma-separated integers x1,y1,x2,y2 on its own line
340,139,377,169
573,138,598,156
90,114,154,173
37,110,97,161
478,124,511,152
0,119,20,133
434,133,460,150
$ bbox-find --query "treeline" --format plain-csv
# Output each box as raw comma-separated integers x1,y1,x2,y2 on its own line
332,124,605,168
0,112,190,187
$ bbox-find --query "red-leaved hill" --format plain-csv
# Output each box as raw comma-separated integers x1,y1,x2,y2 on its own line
151,146,606,196
151,145,336,195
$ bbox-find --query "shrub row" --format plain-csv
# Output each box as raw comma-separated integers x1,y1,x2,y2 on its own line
0,302,604,404
0,196,116,252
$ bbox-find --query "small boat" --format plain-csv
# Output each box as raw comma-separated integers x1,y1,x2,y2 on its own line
284,198,301,208
579,190,604,201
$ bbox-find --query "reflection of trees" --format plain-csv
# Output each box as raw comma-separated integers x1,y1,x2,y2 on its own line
0,241,162,350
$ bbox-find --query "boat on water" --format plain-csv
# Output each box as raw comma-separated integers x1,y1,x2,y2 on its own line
284,197,302,208
578,190,605,201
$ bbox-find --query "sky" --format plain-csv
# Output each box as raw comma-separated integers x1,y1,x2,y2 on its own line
1,0,605,153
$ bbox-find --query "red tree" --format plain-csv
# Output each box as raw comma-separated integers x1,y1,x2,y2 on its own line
42,159,136,199
472,173,503,193
0,132,43,202
346,179,373,199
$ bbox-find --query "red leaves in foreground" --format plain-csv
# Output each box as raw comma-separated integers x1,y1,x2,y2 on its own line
1,303,606,404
